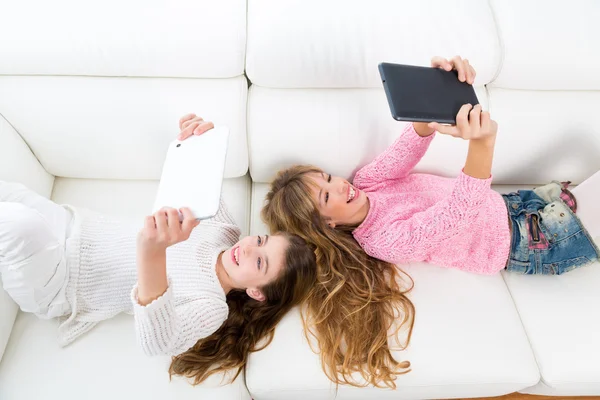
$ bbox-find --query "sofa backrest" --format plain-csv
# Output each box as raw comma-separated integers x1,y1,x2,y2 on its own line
246,0,600,186
0,0,249,181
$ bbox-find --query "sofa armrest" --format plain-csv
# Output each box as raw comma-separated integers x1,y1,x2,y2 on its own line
0,113,53,362
0,113,53,194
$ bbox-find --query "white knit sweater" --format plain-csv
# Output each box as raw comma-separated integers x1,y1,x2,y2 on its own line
58,200,241,356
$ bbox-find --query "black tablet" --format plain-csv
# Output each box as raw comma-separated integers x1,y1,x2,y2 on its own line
378,62,480,124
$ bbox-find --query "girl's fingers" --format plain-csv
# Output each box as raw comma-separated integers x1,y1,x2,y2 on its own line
165,209,181,241
179,113,196,130
463,59,474,84
193,121,215,135
480,111,491,133
154,209,168,233
451,56,466,82
469,65,477,84
431,56,452,71
429,122,459,137
469,105,482,135
180,207,199,234
178,122,200,140
143,216,156,233
182,116,204,131
165,208,179,227
456,103,473,136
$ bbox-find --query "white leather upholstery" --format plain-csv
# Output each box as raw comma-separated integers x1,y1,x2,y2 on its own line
250,183,540,399
488,88,600,184
486,1,600,395
0,0,252,398
247,0,501,88
0,313,251,400
503,264,600,396
0,0,246,78
0,115,54,196
0,175,251,399
248,85,489,183
246,276,540,399
50,176,252,237
2,0,600,398
489,0,600,90
245,0,600,398
0,76,249,179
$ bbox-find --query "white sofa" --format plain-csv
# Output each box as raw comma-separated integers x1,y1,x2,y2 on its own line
1,1,599,399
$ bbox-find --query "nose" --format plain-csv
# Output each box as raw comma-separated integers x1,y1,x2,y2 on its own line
338,181,347,195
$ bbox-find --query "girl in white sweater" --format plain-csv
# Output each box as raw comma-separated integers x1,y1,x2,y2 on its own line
0,118,317,385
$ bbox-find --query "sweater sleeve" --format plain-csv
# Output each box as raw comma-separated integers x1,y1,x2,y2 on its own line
358,171,492,264
353,124,435,189
131,279,228,357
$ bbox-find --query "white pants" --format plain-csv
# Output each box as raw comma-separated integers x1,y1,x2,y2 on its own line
0,181,73,318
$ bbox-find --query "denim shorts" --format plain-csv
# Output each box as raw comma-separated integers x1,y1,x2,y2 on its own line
502,182,600,275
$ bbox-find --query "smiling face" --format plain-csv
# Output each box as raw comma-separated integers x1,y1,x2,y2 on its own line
307,172,370,228
221,234,289,301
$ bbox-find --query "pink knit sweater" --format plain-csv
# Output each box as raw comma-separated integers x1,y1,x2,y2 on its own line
352,124,511,275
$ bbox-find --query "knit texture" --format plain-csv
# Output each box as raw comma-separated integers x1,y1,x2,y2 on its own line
58,200,240,356
352,124,511,275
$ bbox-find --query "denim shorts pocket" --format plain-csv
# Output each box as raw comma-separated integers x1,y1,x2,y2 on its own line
506,259,533,274
543,256,592,275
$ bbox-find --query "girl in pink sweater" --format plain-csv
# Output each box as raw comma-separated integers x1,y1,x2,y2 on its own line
259,56,600,276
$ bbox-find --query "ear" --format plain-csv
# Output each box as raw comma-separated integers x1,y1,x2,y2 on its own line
246,287,266,302
328,221,336,228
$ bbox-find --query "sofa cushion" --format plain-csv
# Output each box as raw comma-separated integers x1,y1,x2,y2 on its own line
247,0,501,88
50,176,252,236
247,183,539,399
0,312,251,400
504,264,600,397
505,172,600,396
0,76,249,179
488,88,600,184
489,0,600,90
0,115,54,196
0,0,246,78
0,176,253,398
248,85,490,183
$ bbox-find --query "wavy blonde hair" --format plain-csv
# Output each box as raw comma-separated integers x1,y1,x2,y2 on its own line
262,165,415,389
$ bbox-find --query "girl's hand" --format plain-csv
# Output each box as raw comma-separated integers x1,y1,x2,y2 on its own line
413,55,477,136
137,207,199,257
428,104,497,141
430,55,476,85
135,207,199,306
177,114,215,141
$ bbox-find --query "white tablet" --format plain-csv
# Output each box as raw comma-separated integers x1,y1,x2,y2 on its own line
152,126,229,220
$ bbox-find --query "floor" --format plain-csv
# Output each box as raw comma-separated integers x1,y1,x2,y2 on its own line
466,394,600,400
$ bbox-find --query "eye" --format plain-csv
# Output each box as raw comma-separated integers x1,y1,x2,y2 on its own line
325,192,329,203
257,257,262,270
257,236,263,246
327,174,332,183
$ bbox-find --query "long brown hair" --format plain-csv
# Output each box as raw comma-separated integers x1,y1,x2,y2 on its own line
262,165,415,389
169,233,316,384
